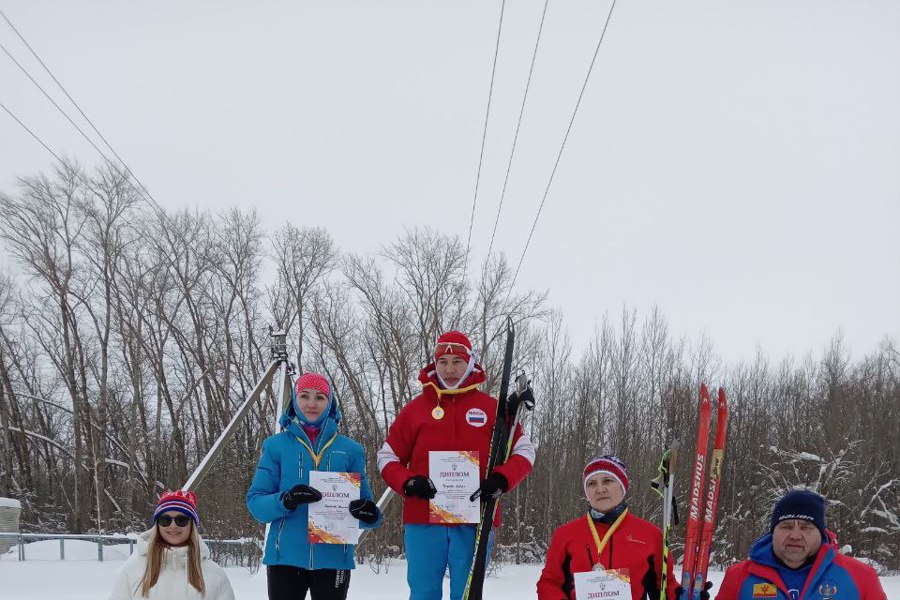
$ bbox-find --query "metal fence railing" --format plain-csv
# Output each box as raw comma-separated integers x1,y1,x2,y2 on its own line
0,532,261,569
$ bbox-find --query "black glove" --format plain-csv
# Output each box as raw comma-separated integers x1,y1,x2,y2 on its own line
281,484,322,510
642,555,659,599
508,386,535,412
674,581,713,600
348,499,379,524
469,472,508,501
403,475,437,499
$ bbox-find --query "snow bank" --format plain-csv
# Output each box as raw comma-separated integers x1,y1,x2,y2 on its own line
0,559,898,599
0,497,22,509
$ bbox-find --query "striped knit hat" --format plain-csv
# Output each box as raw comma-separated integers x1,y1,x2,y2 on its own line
582,455,629,497
153,490,199,525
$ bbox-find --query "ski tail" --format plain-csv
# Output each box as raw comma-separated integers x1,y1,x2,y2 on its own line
680,383,712,600
462,316,517,600
692,388,729,598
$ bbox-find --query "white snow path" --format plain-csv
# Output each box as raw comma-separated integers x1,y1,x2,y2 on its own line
1,539,897,599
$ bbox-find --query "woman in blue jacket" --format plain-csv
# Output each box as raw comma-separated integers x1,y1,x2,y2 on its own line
247,372,382,600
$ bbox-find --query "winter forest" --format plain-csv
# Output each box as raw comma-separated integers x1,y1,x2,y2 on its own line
0,163,898,573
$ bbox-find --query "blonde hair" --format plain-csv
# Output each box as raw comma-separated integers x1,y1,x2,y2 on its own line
139,524,206,598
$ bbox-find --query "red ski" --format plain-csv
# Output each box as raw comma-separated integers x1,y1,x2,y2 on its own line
679,384,712,599
693,388,729,599
679,385,729,600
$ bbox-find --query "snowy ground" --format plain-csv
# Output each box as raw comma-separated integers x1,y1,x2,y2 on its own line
1,539,897,599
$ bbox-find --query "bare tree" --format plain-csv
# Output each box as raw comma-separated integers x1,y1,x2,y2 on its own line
1,162,897,570
269,224,336,371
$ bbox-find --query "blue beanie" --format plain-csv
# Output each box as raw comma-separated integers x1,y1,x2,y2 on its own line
770,489,826,536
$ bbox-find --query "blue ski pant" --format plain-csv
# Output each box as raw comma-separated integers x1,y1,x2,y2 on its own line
404,524,493,600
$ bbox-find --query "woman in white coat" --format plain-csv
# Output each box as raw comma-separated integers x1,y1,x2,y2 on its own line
109,490,235,600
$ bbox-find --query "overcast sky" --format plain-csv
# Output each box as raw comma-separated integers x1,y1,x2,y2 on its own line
1,1,898,365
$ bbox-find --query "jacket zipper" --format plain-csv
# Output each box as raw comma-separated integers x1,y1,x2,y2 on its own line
310,446,326,570
299,432,336,569
449,393,457,441
285,445,305,563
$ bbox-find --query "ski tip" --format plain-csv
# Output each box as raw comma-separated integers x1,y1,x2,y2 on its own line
718,387,727,404
700,382,710,401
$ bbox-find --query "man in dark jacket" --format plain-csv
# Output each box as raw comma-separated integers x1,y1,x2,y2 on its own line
717,489,886,600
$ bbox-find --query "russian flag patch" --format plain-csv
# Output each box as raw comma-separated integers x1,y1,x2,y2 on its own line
466,408,488,427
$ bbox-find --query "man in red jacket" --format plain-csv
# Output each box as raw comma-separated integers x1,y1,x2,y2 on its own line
717,489,886,600
537,455,677,600
377,330,535,600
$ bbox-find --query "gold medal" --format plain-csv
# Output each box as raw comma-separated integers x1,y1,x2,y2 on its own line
431,405,445,420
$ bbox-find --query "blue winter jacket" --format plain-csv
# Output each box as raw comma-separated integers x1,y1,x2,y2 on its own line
717,533,886,600
246,393,382,570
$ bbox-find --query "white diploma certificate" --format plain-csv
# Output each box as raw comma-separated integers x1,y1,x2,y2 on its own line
428,450,480,524
307,471,362,544
574,568,631,600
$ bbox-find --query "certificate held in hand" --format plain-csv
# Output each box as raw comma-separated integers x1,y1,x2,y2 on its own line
428,450,480,524
307,471,362,544
574,567,631,599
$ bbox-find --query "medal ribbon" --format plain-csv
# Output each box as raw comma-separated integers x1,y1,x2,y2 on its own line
295,432,338,469
585,508,629,567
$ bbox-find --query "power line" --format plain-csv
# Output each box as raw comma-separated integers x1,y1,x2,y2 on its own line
1,98,200,290
0,43,118,170
0,10,227,286
0,100,68,166
0,7,163,217
463,0,507,281
0,99,137,210
485,0,551,261
0,42,165,223
509,0,618,292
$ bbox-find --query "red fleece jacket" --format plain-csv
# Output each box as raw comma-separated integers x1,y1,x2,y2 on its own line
537,511,677,600
379,363,534,525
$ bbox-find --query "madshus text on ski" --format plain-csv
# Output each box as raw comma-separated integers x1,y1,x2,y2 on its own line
100,322,887,600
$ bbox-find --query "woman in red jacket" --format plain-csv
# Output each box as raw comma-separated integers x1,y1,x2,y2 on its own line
537,455,676,600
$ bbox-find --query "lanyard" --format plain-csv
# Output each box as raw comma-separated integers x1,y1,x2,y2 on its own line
424,380,481,399
585,508,629,566
295,432,338,469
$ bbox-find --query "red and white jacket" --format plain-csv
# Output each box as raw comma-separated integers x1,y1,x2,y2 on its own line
377,362,535,525
716,532,887,600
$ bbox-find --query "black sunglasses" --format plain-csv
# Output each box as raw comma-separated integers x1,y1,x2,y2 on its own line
157,514,191,527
